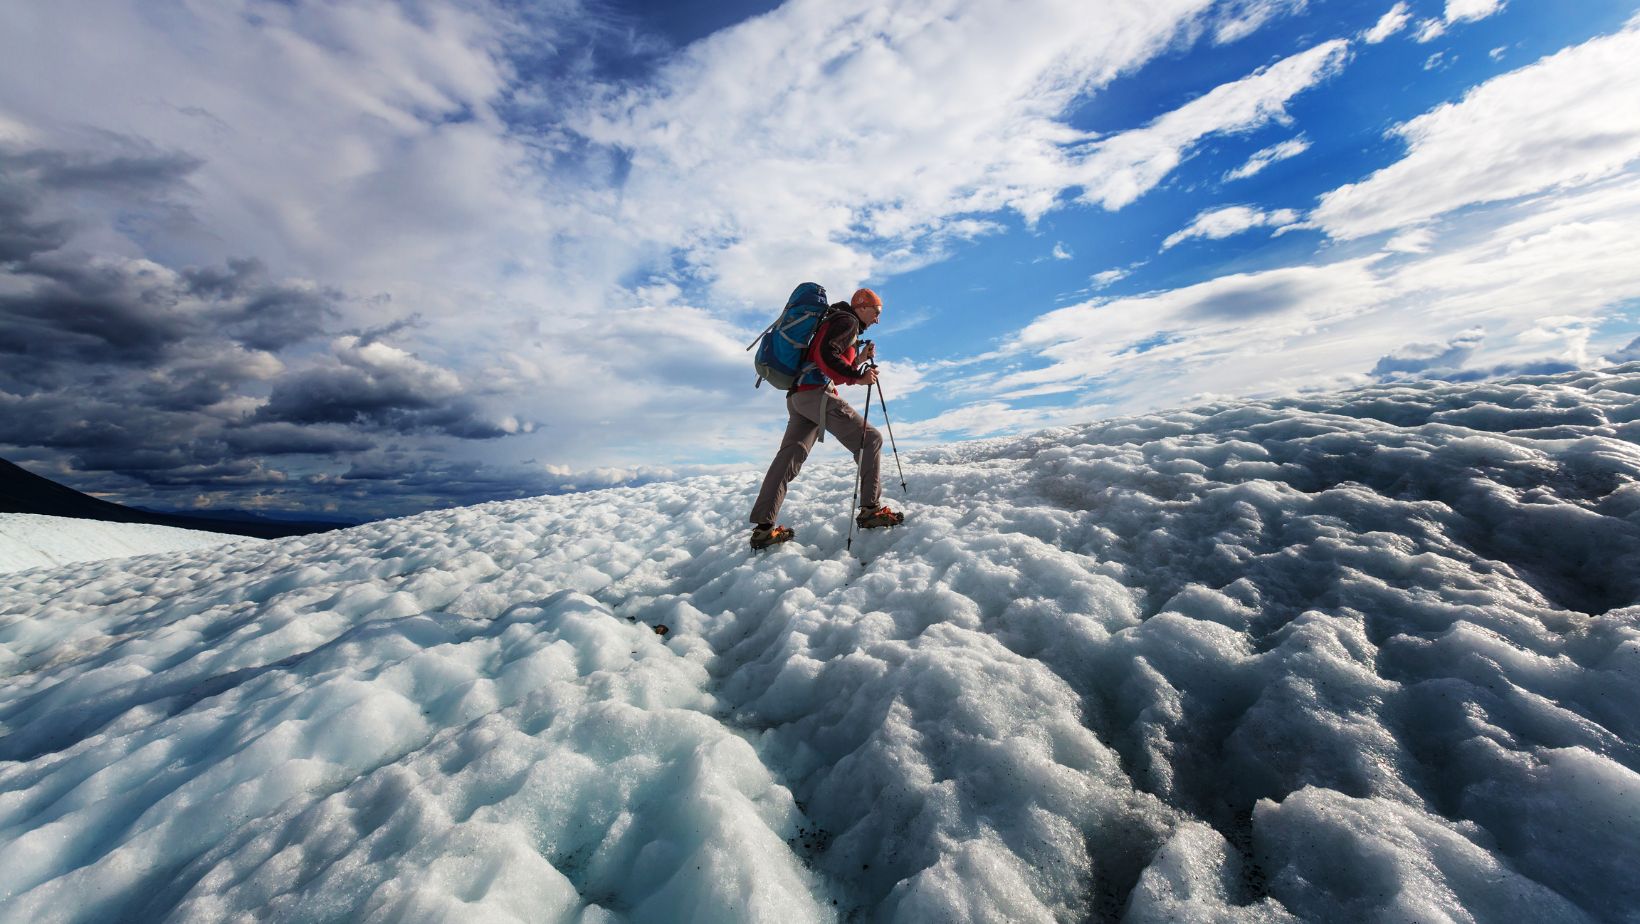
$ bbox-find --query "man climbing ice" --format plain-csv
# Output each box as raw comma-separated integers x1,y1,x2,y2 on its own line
749,287,904,549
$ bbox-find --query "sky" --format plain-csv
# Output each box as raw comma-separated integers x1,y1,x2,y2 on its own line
3,0,1640,518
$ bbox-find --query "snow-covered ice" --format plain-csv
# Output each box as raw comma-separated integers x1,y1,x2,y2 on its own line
0,513,251,574
3,365,1640,922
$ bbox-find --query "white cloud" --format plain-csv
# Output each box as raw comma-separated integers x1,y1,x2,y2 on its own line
987,257,1388,403
859,358,932,402
1162,205,1301,249
1363,3,1412,43
576,0,1242,308
16,0,1551,502
1446,0,1507,20
1211,0,1310,45
574,22,1350,311
1070,40,1350,211
1416,0,1507,43
0,0,1332,389
1517,315,1596,366
1371,327,1484,377
1610,334,1640,364
1092,267,1135,288
1385,175,1640,337
952,171,1640,428
9,0,1354,496
0,0,538,280
1052,242,1073,260
1225,136,1311,180
1312,21,1640,240
1385,229,1435,253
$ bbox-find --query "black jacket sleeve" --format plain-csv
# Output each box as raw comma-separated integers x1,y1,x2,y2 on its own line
816,309,868,384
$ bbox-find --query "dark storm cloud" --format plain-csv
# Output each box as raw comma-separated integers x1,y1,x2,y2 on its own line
220,423,376,456
257,337,512,438
0,391,203,451
0,250,322,400
0,158,190,386
40,152,202,191
0,269,191,367
181,258,340,350
259,366,449,424
1,143,202,195
1,246,514,509
0,153,329,388
1,141,199,267
182,258,264,298
228,286,340,350
430,409,514,439
351,315,424,347
115,458,290,488
1,251,513,500
1,139,526,517
0,142,306,378
69,445,220,476
0,178,70,264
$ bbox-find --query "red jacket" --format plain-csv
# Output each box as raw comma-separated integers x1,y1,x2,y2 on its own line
795,308,870,391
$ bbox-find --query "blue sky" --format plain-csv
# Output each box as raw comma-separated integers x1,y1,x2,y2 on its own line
3,0,1640,517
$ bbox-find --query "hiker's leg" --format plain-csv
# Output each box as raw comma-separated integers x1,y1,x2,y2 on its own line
825,396,884,509
750,394,823,524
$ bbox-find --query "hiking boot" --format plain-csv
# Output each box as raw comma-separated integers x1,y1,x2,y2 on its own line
750,524,795,549
856,505,904,529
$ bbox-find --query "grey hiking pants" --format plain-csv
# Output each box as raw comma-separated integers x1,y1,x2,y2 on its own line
750,388,883,525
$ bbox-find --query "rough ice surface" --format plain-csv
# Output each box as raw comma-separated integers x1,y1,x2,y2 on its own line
4,366,1640,923
0,513,250,574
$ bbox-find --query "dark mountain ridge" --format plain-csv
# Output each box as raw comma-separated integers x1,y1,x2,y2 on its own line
0,457,354,539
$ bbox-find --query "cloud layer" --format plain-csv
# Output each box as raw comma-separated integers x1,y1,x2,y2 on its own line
1313,19,1640,240
4,0,1638,514
6,0,1338,512
922,170,1640,439
1162,205,1300,249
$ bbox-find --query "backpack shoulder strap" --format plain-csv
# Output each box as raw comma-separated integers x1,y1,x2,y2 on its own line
808,308,845,355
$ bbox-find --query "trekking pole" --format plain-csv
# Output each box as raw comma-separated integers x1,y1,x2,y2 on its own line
872,369,909,495
846,383,873,554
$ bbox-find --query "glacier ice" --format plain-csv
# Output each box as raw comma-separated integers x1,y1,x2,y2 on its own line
0,514,250,575
3,367,1640,922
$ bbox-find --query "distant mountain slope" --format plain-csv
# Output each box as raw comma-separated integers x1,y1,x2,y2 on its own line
0,457,352,539
2,366,1638,922
0,512,251,574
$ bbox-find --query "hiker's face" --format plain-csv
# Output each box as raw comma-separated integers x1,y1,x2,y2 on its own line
858,303,881,327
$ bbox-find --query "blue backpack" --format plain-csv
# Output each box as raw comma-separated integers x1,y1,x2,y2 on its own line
749,282,831,390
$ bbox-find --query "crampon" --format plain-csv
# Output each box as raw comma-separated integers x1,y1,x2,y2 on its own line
855,506,904,529
750,524,796,549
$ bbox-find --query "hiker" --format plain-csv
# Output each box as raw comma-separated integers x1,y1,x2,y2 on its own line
750,287,904,549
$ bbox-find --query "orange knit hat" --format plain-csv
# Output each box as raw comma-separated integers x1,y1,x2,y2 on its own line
851,288,882,310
